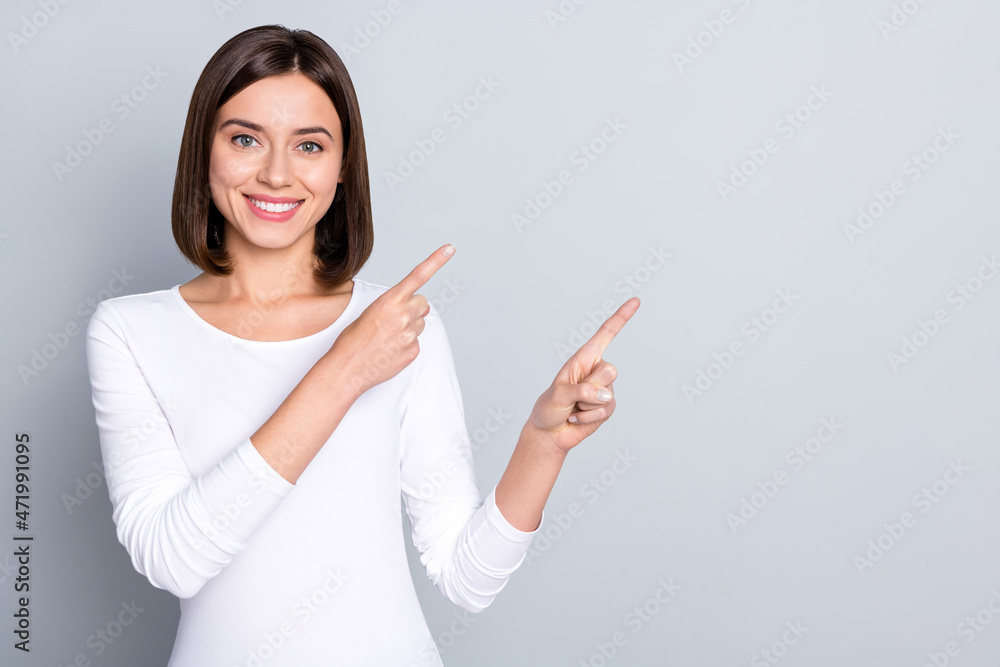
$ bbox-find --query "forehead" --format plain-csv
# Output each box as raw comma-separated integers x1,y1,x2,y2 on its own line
215,73,341,131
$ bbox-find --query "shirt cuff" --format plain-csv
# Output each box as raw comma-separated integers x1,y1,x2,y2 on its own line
236,436,298,492
484,485,544,541
187,437,296,552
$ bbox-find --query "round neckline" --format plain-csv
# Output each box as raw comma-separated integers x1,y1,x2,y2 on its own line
170,277,360,346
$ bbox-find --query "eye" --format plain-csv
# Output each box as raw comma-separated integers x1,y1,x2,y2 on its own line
299,141,324,154
232,134,259,148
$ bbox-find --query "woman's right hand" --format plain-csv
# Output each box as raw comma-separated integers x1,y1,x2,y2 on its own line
328,243,455,397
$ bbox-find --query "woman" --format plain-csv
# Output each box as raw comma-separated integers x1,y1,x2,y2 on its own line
85,24,638,665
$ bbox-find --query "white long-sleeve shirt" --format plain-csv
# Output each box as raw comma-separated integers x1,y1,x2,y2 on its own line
84,276,542,666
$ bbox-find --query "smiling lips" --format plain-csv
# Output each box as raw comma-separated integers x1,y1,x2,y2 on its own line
245,194,302,212
243,193,304,221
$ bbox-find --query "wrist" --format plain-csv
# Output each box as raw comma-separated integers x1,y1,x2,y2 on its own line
320,348,366,404
520,421,570,461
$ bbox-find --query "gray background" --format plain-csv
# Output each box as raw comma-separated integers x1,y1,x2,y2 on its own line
2,0,999,665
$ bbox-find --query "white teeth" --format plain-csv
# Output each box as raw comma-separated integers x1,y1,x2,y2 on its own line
248,196,301,213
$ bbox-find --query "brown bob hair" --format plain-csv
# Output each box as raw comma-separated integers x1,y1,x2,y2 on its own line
171,24,373,290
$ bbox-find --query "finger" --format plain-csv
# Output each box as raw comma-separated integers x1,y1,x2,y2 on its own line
390,244,455,299
568,400,614,425
556,382,613,411
583,360,618,387
573,364,616,409
569,297,640,367
573,379,615,411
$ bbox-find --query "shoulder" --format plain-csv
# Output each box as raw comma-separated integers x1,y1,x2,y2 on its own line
85,285,177,340
350,277,452,367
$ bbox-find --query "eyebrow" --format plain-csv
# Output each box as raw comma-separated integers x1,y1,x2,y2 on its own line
218,117,334,140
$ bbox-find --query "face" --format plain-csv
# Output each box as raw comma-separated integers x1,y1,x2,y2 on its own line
207,72,345,258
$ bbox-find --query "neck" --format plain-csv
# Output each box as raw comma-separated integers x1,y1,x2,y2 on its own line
209,226,334,306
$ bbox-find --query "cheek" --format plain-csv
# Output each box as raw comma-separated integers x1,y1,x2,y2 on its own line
207,165,230,207
210,156,246,187
208,138,258,186
300,159,344,194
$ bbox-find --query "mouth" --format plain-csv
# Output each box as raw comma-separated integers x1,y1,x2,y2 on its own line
243,194,303,213
242,194,305,222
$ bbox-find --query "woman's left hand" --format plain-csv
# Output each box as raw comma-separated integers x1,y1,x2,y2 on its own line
526,298,640,455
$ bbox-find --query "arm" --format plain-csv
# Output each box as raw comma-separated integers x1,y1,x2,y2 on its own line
400,305,543,614
87,246,453,599
255,243,458,484
86,301,357,598
495,297,641,531
248,346,361,484
400,297,638,612
493,425,567,533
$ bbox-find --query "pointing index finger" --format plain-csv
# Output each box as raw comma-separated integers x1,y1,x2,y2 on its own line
392,244,455,298
575,297,640,361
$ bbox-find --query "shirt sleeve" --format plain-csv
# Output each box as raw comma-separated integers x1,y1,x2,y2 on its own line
85,300,295,599
398,303,543,614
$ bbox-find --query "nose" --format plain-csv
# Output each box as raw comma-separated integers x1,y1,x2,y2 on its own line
258,144,293,188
